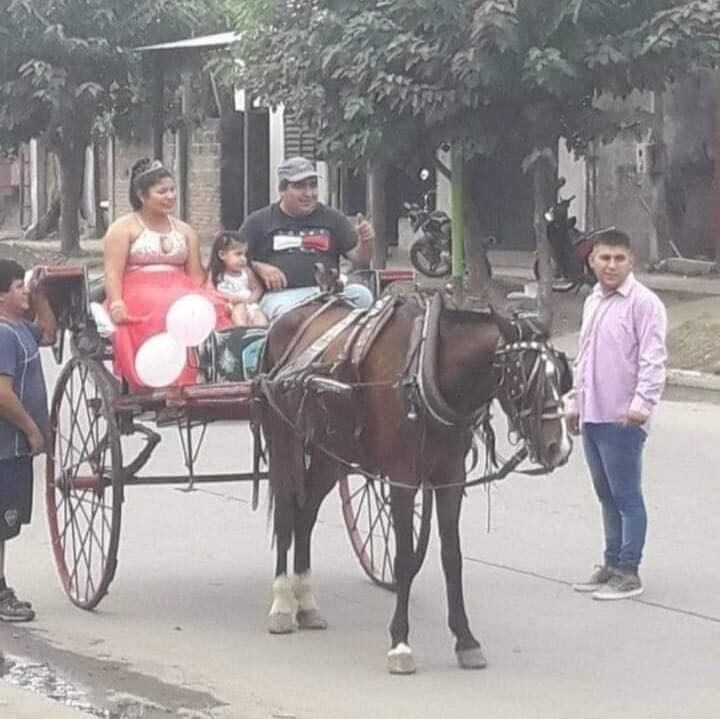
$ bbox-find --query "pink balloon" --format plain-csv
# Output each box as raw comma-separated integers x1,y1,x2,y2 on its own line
134,333,186,388
166,293,216,347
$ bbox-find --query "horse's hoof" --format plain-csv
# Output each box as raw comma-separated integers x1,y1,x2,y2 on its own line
456,646,488,670
296,609,328,630
387,644,416,675
267,612,295,634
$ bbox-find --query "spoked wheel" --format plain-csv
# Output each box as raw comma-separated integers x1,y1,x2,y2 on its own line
46,357,123,609
339,475,433,591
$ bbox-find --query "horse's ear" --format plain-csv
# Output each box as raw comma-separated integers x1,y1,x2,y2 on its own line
516,316,549,341
490,306,518,342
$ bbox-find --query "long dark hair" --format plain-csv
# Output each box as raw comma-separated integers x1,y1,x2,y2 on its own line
129,158,173,211
209,231,247,286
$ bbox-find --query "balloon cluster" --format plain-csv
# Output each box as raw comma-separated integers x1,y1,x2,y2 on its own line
134,294,216,388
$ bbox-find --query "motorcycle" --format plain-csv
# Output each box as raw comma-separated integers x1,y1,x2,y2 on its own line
534,195,596,292
405,169,493,279
404,174,452,277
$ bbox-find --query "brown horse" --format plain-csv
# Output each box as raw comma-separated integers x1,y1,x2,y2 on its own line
254,290,571,674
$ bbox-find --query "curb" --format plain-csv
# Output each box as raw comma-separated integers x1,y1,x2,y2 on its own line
666,368,720,392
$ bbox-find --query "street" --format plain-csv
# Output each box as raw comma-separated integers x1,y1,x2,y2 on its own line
1,351,720,719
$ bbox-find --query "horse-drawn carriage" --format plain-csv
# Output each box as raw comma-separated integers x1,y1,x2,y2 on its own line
41,263,572,673
39,264,425,610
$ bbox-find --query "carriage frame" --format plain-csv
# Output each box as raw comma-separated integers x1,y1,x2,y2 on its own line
39,265,432,610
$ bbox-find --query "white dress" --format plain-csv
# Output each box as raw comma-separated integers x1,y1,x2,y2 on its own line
216,271,261,319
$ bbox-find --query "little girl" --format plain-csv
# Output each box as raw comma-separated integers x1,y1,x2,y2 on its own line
208,231,267,327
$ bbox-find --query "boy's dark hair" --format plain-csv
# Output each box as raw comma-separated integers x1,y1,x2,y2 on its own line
209,230,248,285
590,228,632,250
129,158,174,211
0,259,25,293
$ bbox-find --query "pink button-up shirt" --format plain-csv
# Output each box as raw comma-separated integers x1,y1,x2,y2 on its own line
566,273,667,424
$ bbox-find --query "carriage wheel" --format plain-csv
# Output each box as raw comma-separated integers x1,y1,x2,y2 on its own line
339,475,433,591
46,357,123,610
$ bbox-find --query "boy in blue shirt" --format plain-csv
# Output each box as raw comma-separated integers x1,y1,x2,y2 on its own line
0,259,56,621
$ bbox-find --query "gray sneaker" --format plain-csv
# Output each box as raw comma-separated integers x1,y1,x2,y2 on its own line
0,588,35,622
592,571,643,601
572,565,614,593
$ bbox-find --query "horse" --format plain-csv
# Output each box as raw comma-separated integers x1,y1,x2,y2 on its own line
253,289,572,674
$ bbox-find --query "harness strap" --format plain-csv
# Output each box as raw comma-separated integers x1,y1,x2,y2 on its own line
273,308,366,384
267,295,345,378
350,294,399,369
416,293,488,428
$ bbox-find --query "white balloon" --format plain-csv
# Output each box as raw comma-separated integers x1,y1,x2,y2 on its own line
134,333,187,388
166,293,217,347
90,302,115,338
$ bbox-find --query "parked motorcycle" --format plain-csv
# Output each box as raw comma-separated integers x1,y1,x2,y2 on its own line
404,175,452,277
534,195,596,292
405,169,493,279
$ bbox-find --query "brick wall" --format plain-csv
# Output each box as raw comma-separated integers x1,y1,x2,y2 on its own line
113,137,155,218
187,120,221,242
112,123,221,243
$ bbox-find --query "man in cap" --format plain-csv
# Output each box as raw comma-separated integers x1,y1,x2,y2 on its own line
239,156,375,319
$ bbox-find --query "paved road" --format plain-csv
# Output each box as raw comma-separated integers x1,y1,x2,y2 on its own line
2,349,720,718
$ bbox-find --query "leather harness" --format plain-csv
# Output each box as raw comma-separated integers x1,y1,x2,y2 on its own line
251,288,563,498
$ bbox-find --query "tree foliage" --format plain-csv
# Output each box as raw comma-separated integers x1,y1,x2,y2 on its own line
0,0,226,249
234,0,720,318
234,0,720,165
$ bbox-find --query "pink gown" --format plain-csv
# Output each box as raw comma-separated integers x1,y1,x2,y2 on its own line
110,217,228,389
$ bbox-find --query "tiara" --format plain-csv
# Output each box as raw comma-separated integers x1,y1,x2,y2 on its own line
134,159,165,181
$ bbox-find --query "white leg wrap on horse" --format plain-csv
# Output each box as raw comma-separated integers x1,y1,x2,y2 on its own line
292,572,319,612
269,575,296,616
292,572,328,630
267,575,297,634
387,643,416,675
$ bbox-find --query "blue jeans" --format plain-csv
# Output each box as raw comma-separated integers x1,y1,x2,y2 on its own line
582,422,648,573
259,283,374,321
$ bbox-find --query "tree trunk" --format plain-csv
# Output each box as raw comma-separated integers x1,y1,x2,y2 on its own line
367,159,388,269
531,147,558,331
57,130,88,255
23,151,60,241
93,141,107,238
23,192,60,241
462,170,492,301
645,91,673,263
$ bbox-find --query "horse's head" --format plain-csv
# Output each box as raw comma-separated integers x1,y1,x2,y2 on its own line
493,315,573,470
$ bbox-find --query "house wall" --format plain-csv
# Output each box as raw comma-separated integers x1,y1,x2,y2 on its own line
589,72,718,262
187,120,221,240
112,125,220,241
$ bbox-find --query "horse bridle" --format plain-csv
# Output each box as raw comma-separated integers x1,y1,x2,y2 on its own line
494,340,566,463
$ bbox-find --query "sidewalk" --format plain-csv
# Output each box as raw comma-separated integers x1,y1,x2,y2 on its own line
386,244,720,296
386,243,720,390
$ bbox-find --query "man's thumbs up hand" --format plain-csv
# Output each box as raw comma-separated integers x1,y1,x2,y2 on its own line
355,213,374,245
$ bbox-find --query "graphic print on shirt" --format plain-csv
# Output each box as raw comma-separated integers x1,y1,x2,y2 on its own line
272,229,331,254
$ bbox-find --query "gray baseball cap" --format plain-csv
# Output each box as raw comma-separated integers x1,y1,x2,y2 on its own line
277,156,320,183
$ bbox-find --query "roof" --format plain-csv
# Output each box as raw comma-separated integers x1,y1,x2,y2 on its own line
135,32,239,52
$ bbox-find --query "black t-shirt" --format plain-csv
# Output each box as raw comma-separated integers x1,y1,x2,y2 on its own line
239,203,357,289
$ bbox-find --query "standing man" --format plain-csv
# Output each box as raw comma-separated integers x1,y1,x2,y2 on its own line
567,229,667,600
0,260,56,621
240,156,375,320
